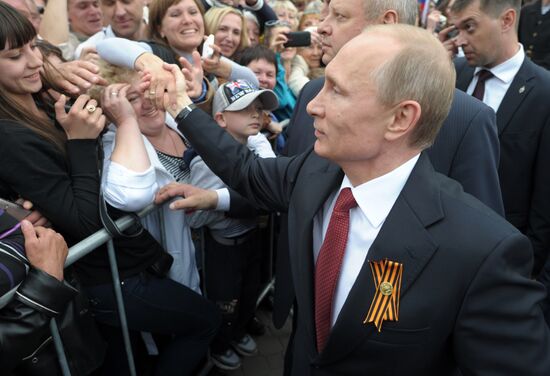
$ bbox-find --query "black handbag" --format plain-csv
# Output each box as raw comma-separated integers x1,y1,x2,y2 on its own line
13,270,106,376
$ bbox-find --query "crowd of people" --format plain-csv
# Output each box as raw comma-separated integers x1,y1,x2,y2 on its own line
1,0,550,375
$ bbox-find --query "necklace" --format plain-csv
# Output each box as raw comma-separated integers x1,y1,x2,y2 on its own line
150,129,182,156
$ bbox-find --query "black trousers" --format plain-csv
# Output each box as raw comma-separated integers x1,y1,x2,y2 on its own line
203,229,262,353
85,271,220,376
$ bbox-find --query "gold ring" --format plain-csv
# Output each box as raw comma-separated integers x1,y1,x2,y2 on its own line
86,104,97,114
111,91,118,97
149,91,156,96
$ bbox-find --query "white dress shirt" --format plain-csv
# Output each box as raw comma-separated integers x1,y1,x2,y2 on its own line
313,155,419,327
466,44,525,113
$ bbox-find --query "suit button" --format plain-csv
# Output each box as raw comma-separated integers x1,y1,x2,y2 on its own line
533,32,538,37
538,20,542,25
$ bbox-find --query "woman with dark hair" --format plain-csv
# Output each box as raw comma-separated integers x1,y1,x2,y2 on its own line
0,3,220,375
0,2,106,374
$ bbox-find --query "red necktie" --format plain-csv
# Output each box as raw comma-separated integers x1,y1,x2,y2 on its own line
315,187,357,353
472,69,494,101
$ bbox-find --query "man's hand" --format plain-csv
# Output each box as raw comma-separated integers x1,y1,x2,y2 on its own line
155,183,218,212
51,60,108,95
20,220,68,281
438,25,459,60
159,63,193,118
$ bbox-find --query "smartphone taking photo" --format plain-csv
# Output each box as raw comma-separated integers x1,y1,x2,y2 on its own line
283,31,311,48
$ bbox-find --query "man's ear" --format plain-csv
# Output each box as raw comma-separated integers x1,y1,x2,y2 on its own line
500,8,517,33
214,112,227,128
385,101,421,142
380,10,398,24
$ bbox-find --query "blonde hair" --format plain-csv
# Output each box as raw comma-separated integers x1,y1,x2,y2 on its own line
204,6,249,57
88,60,137,102
271,0,299,29
365,24,455,149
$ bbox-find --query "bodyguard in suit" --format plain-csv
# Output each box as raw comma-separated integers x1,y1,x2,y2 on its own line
157,25,550,375
519,0,550,70
448,0,550,276
277,0,504,331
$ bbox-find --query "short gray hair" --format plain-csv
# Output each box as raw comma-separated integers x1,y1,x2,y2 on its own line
366,24,456,149
363,0,419,26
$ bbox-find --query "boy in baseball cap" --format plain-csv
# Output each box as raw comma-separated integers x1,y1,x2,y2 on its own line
186,79,278,371
212,79,279,144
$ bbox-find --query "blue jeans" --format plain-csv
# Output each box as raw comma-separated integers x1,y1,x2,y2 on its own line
86,272,220,376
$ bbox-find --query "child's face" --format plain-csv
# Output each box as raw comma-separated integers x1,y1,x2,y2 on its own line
220,98,264,143
247,58,277,90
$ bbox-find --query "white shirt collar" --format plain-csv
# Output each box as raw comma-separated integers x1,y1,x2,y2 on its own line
338,154,420,228
474,44,525,85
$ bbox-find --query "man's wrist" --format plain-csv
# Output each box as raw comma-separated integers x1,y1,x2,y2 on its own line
174,103,197,123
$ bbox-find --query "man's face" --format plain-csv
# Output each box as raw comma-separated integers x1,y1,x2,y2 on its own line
101,0,143,40
317,0,369,65
449,0,503,67
307,34,399,166
4,0,41,31
68,0,103,37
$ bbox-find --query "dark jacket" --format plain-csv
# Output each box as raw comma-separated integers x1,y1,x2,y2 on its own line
177,108,550,376
0,212,104,374
455,56,550,275
519,0,550,70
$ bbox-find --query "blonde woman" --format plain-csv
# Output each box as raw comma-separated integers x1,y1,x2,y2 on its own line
204,6,249,60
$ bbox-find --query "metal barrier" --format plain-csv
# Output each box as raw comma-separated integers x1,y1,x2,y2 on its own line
51,204,158,376
50,206,280,376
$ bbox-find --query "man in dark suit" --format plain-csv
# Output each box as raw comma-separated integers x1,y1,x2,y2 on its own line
284,0,503,213
158,24,550,375
448,0,550,277
277,0,503,331
519,0,550,70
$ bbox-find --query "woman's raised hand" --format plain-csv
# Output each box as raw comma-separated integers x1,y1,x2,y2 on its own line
179,52,205,100
54,94,106,140
100,84,137,127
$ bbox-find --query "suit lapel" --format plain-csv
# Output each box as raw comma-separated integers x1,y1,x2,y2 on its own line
455,60,475,92
495,59,535,135
317,154,443,365
289,156,343,348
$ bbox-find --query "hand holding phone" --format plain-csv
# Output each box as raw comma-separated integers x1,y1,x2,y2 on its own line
283,31,311,48
0,198,31,221
202,34,215,59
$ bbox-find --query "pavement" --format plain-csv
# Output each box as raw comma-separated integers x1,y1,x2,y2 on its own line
205,308,291,376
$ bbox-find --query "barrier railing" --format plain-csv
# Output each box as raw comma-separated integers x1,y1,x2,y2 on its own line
52,204,159,376
50,205,279,376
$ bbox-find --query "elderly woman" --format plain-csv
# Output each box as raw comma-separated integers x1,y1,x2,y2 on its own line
89,62,221,375
204,5,249,60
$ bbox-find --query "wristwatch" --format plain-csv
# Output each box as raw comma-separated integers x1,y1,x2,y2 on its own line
175,103,197,123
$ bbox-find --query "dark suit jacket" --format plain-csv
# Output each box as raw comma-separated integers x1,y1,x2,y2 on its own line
455,56,550,275
178,109,550,375
519,0,550,70
275,77,504,327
